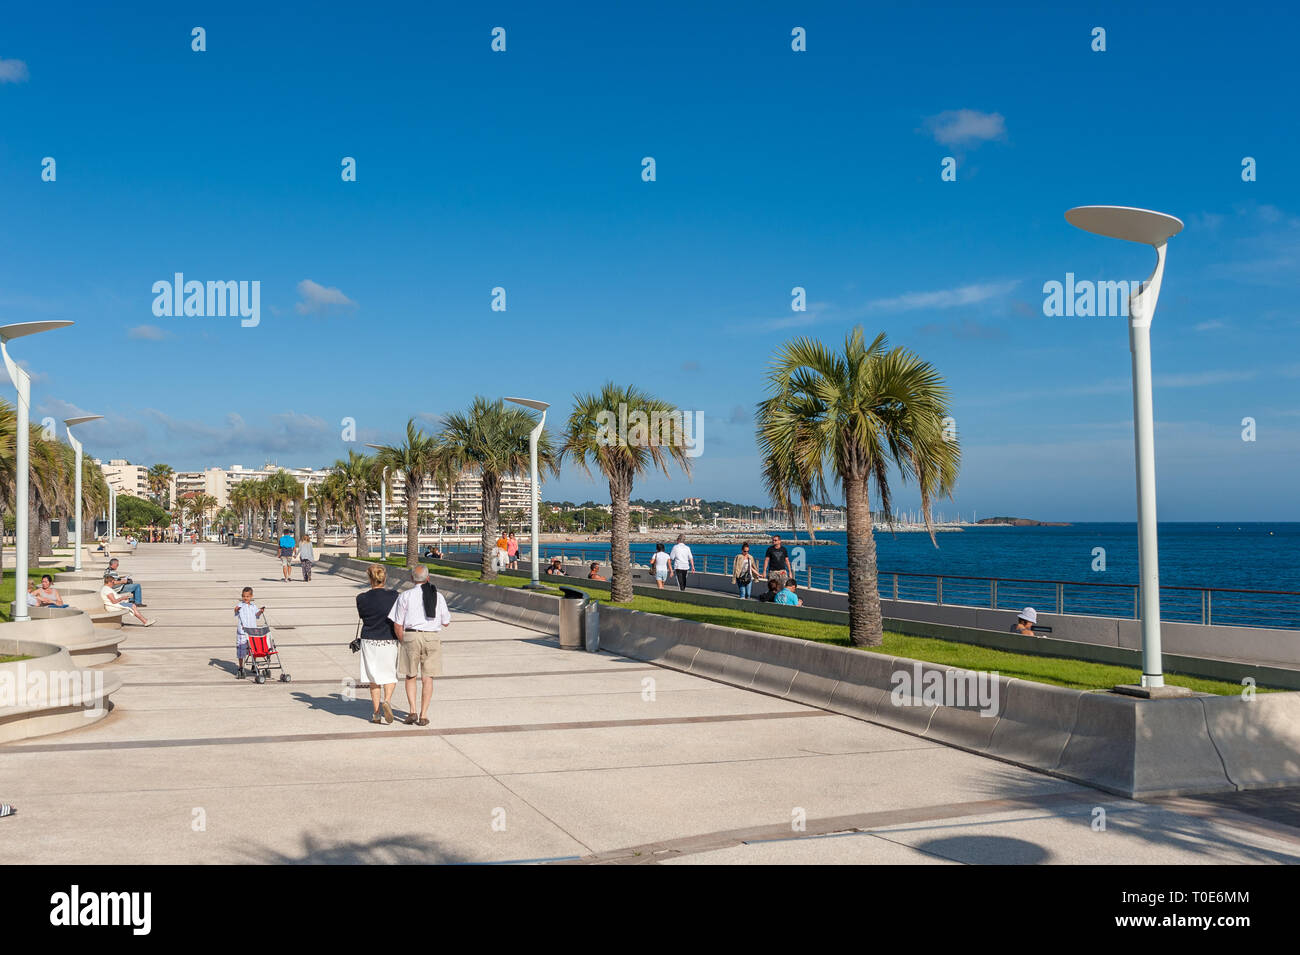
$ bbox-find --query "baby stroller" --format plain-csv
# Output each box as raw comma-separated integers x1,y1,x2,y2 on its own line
245,619,292,685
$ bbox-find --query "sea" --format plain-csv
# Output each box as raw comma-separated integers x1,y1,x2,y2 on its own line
455,523,1300,628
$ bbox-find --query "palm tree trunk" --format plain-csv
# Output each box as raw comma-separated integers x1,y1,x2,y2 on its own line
480,477,501,579
28,495,42,566
353,503,368,558
609,473,633,601
406,480,420,567
845,476,883,646
57,512,69,547
315,501,326,545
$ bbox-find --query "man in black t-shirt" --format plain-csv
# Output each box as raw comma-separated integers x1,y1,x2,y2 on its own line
762,535,791,585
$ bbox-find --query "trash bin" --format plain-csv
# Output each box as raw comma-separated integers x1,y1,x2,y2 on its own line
558,587,589,650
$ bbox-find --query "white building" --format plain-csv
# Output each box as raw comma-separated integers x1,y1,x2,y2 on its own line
97,459,150,499
169,462,534,537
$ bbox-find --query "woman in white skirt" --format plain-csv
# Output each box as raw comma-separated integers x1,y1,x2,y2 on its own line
355,563,400,723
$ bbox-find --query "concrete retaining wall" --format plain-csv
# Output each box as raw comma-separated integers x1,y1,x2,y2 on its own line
234,540,1300,796
0,636,122,744
435,551,1300,669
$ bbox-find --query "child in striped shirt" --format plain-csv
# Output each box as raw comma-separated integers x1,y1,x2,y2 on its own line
234,587,269,679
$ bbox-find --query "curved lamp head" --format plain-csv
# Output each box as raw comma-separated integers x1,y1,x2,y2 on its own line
65,414,104,428
505,396,549,413
1065,206,1183,246
0,320,74,343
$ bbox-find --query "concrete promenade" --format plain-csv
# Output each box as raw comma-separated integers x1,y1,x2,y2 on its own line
2,543,1298,865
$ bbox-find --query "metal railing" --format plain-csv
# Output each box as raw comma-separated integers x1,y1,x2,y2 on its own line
436,542,1300,630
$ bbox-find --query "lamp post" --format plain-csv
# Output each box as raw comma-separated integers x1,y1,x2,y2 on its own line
64,414,103,573
1,321,73,622
1065,206,1183,693
109,484,117,541
365,445,388,561
505,397,549,589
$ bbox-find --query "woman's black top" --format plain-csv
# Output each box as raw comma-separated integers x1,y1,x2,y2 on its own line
356,587,399,640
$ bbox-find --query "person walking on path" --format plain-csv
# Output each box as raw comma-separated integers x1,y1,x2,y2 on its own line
356,563,400,723
388,564,451,726
507,532,519,569
762,535,791,587
649,543,670,589
101,572,152,627
732,542,759,599
278,527,296,582
669,535,694,592
298,534,316,582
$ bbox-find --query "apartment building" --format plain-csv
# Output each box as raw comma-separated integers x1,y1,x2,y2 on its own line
96,459,150,498
169,462,533,536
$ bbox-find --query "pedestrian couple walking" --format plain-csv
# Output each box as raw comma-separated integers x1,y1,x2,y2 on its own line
355,563,450,726
277,529,317,582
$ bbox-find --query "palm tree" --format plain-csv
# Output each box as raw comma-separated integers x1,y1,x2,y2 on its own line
560,383,692,601
188,493,219,538
147,463,174,507
308,476,340,544
761,430,827,543
757,328,959,646
263,471,304,538
372,419,441,567
330,450,379,557
440,398,555,580
229,481,255,538
28,423,67,561
0,399,15,579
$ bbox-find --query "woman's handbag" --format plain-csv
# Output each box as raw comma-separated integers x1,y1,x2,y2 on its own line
737,556,753,585
348,620,362,654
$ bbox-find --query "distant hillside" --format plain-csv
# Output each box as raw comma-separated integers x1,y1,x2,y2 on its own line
977,517,1072,527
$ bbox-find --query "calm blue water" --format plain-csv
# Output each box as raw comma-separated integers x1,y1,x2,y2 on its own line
451,523,1300,627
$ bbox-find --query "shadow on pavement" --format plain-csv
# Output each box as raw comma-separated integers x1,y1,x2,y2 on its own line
245,833,470,864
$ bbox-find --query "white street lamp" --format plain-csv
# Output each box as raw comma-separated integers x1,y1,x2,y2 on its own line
505,397,549,589
1066,206,1183,692
64,414,103,573
365,445,388,561
1,321,73,622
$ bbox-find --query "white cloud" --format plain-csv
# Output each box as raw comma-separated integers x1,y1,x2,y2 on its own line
867,280,1019,312
924,109,1006,147
0,58,29,83
128,324,170,341
294,279,356,315
1154,369,1257,388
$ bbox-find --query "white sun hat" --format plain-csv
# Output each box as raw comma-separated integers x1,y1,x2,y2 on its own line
1018,607,1038,624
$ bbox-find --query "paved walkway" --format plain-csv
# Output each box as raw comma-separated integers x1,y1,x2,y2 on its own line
3,543,1298,864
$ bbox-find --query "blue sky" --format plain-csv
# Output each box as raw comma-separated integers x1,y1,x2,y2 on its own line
2,1,1297,520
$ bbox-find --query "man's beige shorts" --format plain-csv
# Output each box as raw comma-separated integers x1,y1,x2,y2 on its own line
399,632,443,678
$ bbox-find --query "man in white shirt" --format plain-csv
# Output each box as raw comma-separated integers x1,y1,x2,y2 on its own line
668,535,694,591
387,564,450,726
